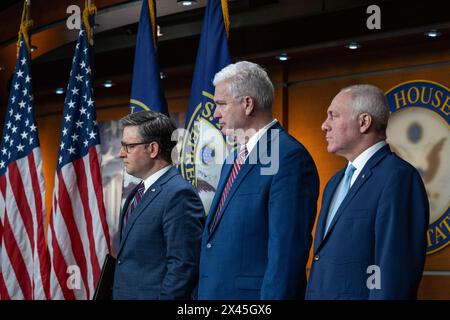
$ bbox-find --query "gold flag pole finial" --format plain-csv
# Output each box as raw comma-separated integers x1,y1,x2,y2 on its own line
17,0,33,57
83,0,97,44
148,0,158,50
221,0,230,38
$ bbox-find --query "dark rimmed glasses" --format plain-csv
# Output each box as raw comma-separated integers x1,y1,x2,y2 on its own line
120,141,152,153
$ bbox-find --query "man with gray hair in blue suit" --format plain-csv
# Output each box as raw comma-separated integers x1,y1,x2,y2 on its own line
198,61,319,300
306,84,429,299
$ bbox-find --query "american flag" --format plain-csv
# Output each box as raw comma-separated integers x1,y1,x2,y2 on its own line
0,38,50,299
47,19,111,299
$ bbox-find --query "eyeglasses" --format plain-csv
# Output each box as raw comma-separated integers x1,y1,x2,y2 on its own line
120,141,151,153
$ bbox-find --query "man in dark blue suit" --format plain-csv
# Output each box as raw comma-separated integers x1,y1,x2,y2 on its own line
306,84,429,300
112,111,204,300
197,61,319,299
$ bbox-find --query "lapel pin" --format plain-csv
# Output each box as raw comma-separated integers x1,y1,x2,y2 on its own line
151,188,156,192
361,174,366,179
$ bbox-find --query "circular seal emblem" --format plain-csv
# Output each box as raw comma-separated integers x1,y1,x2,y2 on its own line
385,80,450,254
179,91,233,214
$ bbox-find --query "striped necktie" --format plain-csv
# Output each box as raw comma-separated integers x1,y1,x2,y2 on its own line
123,182,145,229
209,145,248,232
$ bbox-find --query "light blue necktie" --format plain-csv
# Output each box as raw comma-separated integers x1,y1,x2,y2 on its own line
324,164,356,235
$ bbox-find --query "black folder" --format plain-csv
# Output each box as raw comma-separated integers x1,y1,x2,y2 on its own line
93,254,116,300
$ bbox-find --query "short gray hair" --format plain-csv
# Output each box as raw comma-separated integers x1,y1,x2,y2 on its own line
120,110,176,162
213,61,274,113
341,84,390,136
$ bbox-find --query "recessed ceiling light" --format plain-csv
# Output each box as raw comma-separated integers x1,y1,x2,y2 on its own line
276,53,290,61
103,80,114,88
30,45,37,52
55,87,64,95
177,0,197,6
345,41,360,50
160,72,166,79
425,29,440,38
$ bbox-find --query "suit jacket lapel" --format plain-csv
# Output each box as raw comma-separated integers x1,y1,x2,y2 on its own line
117,167,177,256
205,150,236,228
315,145,391,253
118,184,140,242
313,172,343,252
207,161,254,239
207,123,281,239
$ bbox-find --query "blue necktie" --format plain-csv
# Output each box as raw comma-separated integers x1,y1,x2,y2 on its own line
325,164,356,235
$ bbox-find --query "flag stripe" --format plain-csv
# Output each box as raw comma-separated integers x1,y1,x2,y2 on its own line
72,155,101,285
55,171,90,297
48,205,76,300
88,147,111,253
2,214,32,299
0,267,9,300
27,151,50,299
8,162,34,247
0,174,6,300
3,158,38,298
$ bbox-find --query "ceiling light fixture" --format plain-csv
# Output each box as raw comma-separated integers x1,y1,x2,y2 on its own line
160,72,166,79
276,53,290,61
425,29,440,38
345,41,360,50
55,87,64,95
30,45,37,52
103,80,114,88
177,0,197,6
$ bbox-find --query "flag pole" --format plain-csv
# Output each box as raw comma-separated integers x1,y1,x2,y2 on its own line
26,0,30,23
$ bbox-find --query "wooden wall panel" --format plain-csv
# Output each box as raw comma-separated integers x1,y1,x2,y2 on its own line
419,275,450,300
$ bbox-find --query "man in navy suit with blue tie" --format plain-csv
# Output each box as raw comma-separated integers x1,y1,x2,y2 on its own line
306,84,429,300
197,61,319,299
112,111,204,299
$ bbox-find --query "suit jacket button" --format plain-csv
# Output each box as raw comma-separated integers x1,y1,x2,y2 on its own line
314,255,320,261
206,243,212,249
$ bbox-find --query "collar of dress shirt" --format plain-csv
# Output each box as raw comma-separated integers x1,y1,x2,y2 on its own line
243,119,278,157
348,140,386,184
142,165,172,193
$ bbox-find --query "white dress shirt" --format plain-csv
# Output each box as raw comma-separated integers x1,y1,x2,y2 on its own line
243,119,278,158
327,140,386,222
142,165,172,193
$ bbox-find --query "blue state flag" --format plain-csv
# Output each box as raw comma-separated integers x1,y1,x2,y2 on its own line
130,0,168,114
180,0,231,214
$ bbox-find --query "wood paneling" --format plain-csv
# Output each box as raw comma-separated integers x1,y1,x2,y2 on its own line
419,275,450,300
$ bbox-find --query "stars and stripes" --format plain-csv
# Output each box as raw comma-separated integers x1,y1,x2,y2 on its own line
47,19,111,299
0,39,50,300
